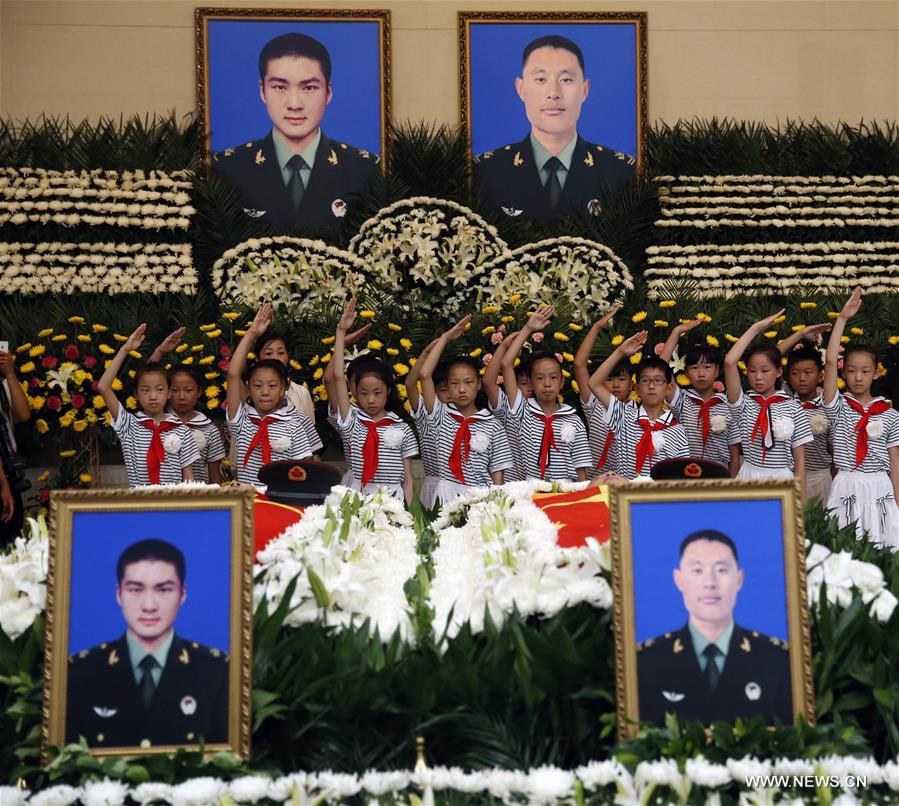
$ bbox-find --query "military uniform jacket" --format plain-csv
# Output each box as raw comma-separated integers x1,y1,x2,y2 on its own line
637,623,792,725
212,130,378,232
66,633,228,749
473,134,635,225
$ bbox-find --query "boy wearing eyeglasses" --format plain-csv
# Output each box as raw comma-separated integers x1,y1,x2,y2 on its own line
588,331,689,480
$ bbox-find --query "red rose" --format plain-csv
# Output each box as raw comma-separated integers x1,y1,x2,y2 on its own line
219,345,232,358
218,359,230,371
39,488,51,504
84,355,97,368
41,356,58,369
71,394,85,409
30,378,41,388
46,396,62,411
64,344,79,360
91,380,99,391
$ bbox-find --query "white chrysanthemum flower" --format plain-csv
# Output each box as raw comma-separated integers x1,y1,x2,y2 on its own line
228,776,271,804
359,770,410,795
162,433,182,454
685,755,732,788
651,431,666,451
270,436,291,453
0,786,30,806
381,427,404,448
871,590,898,623
169,777,228,806
867,419,884,439
558,423,576,444
470,432,489,454
191,430,207,451
28,785,82,806
810,413,829,436
130,782,174,805
576,759,630,790
709,414,728,433
81,779,129,806
772,418,794,441
525,766,575,803
313,771,361,798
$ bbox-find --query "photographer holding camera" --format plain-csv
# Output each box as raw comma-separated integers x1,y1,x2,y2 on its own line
0,349,31,543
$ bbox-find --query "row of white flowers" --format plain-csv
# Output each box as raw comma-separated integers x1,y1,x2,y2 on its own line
5,753,899,805
646,240,899,257
429,481,612,640
0,211,192,230
660,206,898,217
0,167,192,188
656,174,899,185
656,217,899,228
0,241,196,295
211,236,368,319
663,195,899,205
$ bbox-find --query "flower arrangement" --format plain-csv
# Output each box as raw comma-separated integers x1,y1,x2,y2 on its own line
0,167,195,230
254,487,420,643
646,240,899,297
0,516,48,640
429,481,612,640
347,197,510,318
211,237,368,318
482,237,634,322
0,241,196,295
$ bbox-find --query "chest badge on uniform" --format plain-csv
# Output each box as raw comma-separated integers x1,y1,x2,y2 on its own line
662,690,685,702
332,199,347,218
180,696,197,715
587,199,602,216
745,682,761,701
93,706,117,718
501,207,523,217
243,208,266,218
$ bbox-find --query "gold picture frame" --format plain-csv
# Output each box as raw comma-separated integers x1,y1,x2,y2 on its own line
43,487,255,759
610,480,815,740
458,10,648,174
195,7,392,171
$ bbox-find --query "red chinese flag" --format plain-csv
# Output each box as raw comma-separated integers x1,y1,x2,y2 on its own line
253,493,304,558
532,486,612,547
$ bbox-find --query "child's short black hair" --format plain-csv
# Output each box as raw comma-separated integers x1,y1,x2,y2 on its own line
168,363,204,388
117,538,186,585
678,528,739,566
242,358,289,385
446,356,481,378
785,341,823,371
433,359,451,387
347,354,379,386
637,356,673,383
843,343,879,368
516,356,532,379
607,358,632,379
355,358,404,416
254,329,290,358
684,342,722,368
133,362,170,392
528,351,561,378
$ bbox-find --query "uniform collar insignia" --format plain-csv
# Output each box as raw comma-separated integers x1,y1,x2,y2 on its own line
328,149,338,166
673,638,684,654
584,152,594,167
254,149,266,165
513,151,524,167
179,648,190,664
741,636,751,652
108,649,119,666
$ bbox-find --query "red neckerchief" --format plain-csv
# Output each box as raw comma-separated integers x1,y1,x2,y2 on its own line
244,415,277,468
361,417,395,485
139,419,179,483
529,407,560,480
692,393,725,456
749,392,789,460
844,396,892,468
596,430,614,470
635,412,677,475
448,412,480,484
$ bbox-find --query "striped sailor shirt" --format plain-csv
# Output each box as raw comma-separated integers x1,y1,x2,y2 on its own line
111,408,200,487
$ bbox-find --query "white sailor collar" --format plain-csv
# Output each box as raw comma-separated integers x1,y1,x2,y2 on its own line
844,393,891,411
446,403,492,421
182,411,213,428
135,411,183,426
637,405,677,426
246,401,296,421
525,398,576,418
684,388,727,405
358,410,403,424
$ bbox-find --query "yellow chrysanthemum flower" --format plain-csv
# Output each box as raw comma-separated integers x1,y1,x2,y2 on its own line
222,312,239,321
889,336,899,346
111,378,123,391
509,295,522,305
571,380,580,394
206,329,222,339
725,334,738,343
501,316,514,324
38,328,53,337
837,378,846,390
706,335,719,347
388,323,402,332
51,334,66,342
631,311,647,323
851,327,863,336
125,396,137,409
19,361,35,373
73,420,88,432
113,333,127,342
29,344,46,357
568,323,583,332
367,339,383,350
800,302,817,309
659,300,676,308
791,325,805,332
387,348,399,356
204,372,218,380
204,385,220,398
562,352,574,362
59,414,74,428
93,395,106,409
128,350,142,359
611,335,624,346
482,326,495,335
79,473,92,483
235,329,247,337
98,344,115,355
30,396,46,409
92,324,108,333
35,419,49,434
309,355,319,366
289,359,301,370
630,352,642,364
482,305,500,314
827,312,840,320
59,449,76,458
359,310,376,319
763,331,777,339
67,316,85,324
553,332,569,342
840,336,850,344
199,324,216,332
676,373,690,387
189,344,203,353
37,470,49,482
313,367,324,380
321,335,336,345
399,338,413,349
654,320,669,328
207,399,220,410
197,355,213,365
470,348,483,358
182,357,194,365
394,363,410,376
737,361,746,372
561,369,571,378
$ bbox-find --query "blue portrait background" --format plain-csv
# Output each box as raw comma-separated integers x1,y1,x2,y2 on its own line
468,22,638,157
630,499,788,643
206,19,383,154
68,509,233,655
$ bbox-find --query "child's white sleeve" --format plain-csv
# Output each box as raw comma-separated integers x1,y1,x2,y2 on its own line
205,425,227,463
401,423,419,459
487,421,514,474
177,428,201,469
111,405,134,437
603,395,626,434
790,402,814,448
299,413,323,453
571,418,593,470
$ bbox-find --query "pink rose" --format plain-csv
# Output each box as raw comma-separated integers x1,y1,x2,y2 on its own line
482,353,493,364
491,332,504,345
712,380,725,392
532,332,544,343
837,358,844,370
654,342,665,356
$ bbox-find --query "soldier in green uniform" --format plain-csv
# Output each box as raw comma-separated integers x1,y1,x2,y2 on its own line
473,35,635,226
637,529,792,725
66,539,228,749
212,32,378,233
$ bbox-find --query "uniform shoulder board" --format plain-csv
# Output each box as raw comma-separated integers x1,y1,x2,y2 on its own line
770,636,788,650
614,150,626,161
637,638,655,652
473,154,480,164
627,155,636,166
474,150,493,162
596,145,605,152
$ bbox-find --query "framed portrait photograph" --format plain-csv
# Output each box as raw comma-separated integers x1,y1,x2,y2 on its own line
43,487,255,758
459,11,647,226
610,481,815,739
196,8,390,232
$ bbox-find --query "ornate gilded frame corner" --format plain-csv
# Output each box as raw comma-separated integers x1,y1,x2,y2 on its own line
609,479,814,741
195,7,392,174
458,10,648,175
42,486,255,760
